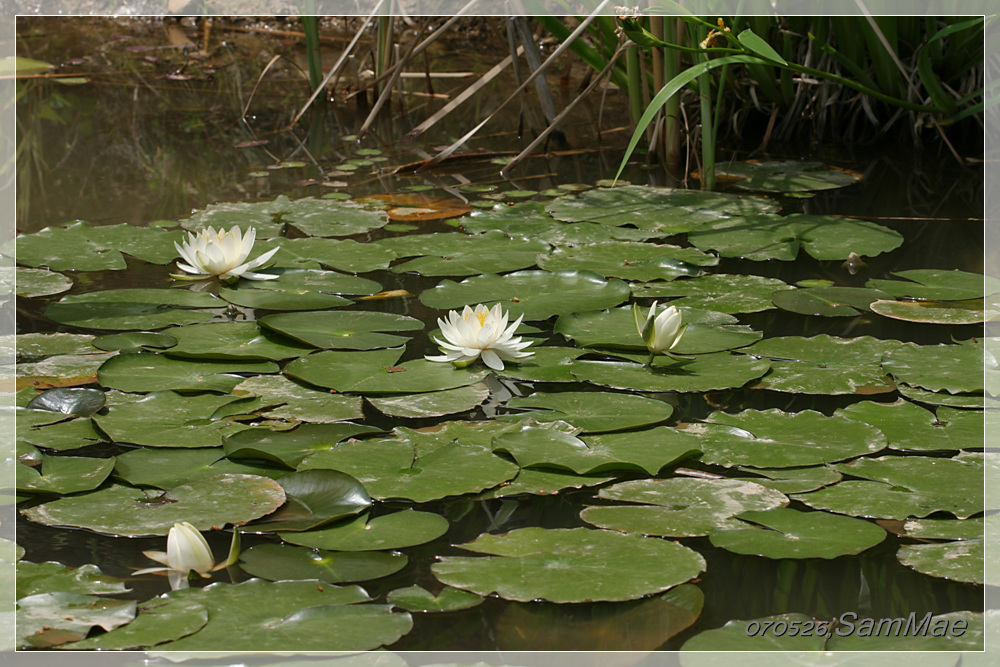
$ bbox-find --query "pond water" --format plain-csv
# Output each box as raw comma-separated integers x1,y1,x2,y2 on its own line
11,16,986,654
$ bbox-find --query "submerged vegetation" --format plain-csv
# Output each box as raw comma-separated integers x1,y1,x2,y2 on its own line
8,11,988,654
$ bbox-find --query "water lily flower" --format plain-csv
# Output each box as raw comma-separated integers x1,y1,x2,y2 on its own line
134,521,220,590
633,301,687,365
426,303,534,371
172,225,279,282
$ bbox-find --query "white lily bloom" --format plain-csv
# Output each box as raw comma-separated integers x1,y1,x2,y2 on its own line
633,301,687,362
173,225,279,282
134,521,218,590
426,303,534,371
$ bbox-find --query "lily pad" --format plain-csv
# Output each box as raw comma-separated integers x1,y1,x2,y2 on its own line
836,400,982,452
223,423,381,469
15,333,96,358
500,390,673,433
824,611,983,651
904,516,984,540
870,298,991,325
897,383,985,408
231,374,365,424
259,311,423,350
15,267,73,297
218,284,351,311
464,203,660,244
93,391,248,448
432,526,705,603
46,289,221,330
631,274,793,313
113,447,225,489
680,613,828,651
545,185,778,233
421,270,631,321
259,237,397,274
867,269,1000,301
180,197,290,237
367,383,490,418
161,321,316,360
688,214,903,261
571,352,771,393
239,543,406,582
582,477,788,537
15,221,129,272
26,387,105,416
17,454,115,494
62,597,209,650
17,414,107,452
385,230,549,276
85,222,187,265
281,509,449,551
281,197,390,237
246,469,371,532
17,561,129,598
883,342,984,394
16,352,113,388
771,286,893,317
743,335,902,395
21,474,286,536
733,465,842,494
386,585,483,613
97,353,279,393
792,479,972,519
709,507,886,559
494,346,586,382
16,592,136,649
237,267,381,295
92,331,177,353
537,242,717,281
688,408,886,468
714,160,861,192
897,540,983,584
480,467,617,498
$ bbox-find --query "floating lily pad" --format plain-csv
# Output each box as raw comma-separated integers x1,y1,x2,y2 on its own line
631,274,793,313
582,477,788,537
386,585,483,613
97,353,279,393
421,270,631,321
16,352,113,389
17,561,129,598
238,267,381,295
231,374,364,424
113,447,225,489
733,465,842,494
17,414,106,452
21,473,285,536
432,526,705,603
281,197,390,237
824,611,983,651
494,346,586,382
870,298,990,325
464,203,660,244
904,516,984,540
26,387,105,416
837,400,982,451
480,467,617,498
680,613,828,651
688,408,886,468
792,479,970,519
571,352,771,393
709,507,886,558
93,391,247,448
715,160,861,192
15,267,73,297
897,383,985,408
161,321,316,361
867,269,1000,301
744,335,902,395
92,332,177,353
883,342,984,394
898,540,983,584
46,289,221,330
180,196,290,237
218,284,351,311
501,391,673,433
17,454,115,494
537,242,717,281
15,222,129,272
246,469,371,532
259,311,423,350
63,597,209,650
545,185,778,233
492,424,702,475
771,286,892,317
281,510,449,551
385,230,549,276
239,543,406,582
688,214,903,261
367,383,490,418
15,333,96,358
223,423,381,469
259,237,397,274
16,592,136,649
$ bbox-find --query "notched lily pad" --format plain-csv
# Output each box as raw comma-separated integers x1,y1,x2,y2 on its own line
771,286,892,317
46,289,221,330
239,543,406,582
537,242,716,281
714,160,861,192
883,342,984,394
281,509,449,551
26,387,105,417
386,585,483,613
260,311,423,350
632,273,793,313
709,507,886,559
245,469,371,532
571,352,771,393
501,391,673,433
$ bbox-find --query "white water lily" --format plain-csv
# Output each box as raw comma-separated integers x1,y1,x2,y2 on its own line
134,521,220,590
172,225,279,282
633,301,687,365
426,303,534,371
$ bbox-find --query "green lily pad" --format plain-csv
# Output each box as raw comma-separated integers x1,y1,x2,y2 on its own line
17,561,129,598
246,469,371,532
231,374,364,424
545,185,778,233
897,383,985,408
709,507,886,558
870,298,990,325
180,196,290,237
680,613,828,651
15,333,96,358
17,414,107,452
582,477,788,537
281,509,449,551
85,222,187,265
904,516,984,540
743,335,902,395
92,331,177,353
16,592,136,649
492,424,702,475
883,342,984,394
17,454,115,494
479,467,617,498
689,408,886,468
259,311,423,350
824,611,983,651
46,289,222,330
285,349,490,394
771,286,893,317
537,242,717,281
792,479,972,519
837,400,982,451
237,267,381,295
715,160,861,192
281,197,390,237
421,270,631,321
15,221,129,272
367,383,490,418
867,269,1000,300
16,352,115,386
97,353,279,393
239,543,406,582
385,230,549,276
223,423,381,469
21,474,286,536
26,387,105,416
500,390,673,433
571,352,771,393
733,465,842,494
93,391,248,447
162,321,316,361
897,540,984,584
832,455,983,519
631,274,793,313
15,267,73,297
259,237,397,273
495,346,586,382
386,585,483,613
432,526,705,603
688,214,903,261
218,284,351,311
464,202,660,243
63,597,209,650
113,447,225,489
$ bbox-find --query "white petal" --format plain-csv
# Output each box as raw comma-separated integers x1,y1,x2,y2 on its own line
480,349,504,370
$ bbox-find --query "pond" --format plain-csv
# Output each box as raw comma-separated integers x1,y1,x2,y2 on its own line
9,15,987,656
